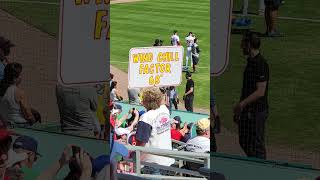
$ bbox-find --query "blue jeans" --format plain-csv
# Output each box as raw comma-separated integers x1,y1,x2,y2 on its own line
169,98,178,114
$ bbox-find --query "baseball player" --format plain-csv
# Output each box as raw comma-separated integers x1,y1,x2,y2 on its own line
185,32,195,69
170,30,180,46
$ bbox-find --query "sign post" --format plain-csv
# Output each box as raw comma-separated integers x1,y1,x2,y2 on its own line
58,0,110,86
128,46,184,88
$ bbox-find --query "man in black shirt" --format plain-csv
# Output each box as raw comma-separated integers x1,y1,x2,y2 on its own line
184,72,194,112
233,32,269,159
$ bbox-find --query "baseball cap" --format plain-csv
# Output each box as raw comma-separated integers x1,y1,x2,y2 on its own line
173,116,181,124
138,110,145,116
196,118,210,131
13,136,41,156
113,104,122,111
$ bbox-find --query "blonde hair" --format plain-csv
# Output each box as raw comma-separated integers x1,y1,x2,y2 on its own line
196,118,210,135
141,87,163,111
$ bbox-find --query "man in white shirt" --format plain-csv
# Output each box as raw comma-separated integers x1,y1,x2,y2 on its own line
170,30,180,46
186,118,210,153
185,32,195,69
185,118,210,171
136,87,175,175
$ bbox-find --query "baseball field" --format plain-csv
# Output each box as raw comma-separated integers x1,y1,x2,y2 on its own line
216,0,320,153
110,0,210,109
1,0,320,168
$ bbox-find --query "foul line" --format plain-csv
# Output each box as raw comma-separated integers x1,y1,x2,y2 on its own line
235,13,320,24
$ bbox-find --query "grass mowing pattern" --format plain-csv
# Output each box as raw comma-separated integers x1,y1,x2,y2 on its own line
110,0,210,109
216,16,320,151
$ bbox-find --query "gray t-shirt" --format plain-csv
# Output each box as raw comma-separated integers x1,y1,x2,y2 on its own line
127,88,140,104
56,85,100,133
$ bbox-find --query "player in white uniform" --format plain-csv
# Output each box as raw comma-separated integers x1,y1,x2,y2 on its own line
171,30,180,46
185,32,195,69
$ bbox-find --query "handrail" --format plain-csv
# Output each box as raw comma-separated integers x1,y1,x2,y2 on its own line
124,145,210,179
125,145,210,159
172,139,187,145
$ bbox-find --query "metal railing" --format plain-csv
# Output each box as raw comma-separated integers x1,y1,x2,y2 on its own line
123,145,210,180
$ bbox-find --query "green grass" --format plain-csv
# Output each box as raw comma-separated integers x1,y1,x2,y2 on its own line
233,0,320,18
110,0,210,109
0,1,59,36
0,0,210,110
216,15,320,151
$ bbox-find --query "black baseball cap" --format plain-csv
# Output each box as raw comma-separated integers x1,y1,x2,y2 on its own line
173,116,181,124
13,136,41,156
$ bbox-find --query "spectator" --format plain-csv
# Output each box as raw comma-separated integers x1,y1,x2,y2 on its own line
0,63,39,127
185,118,210,171
168,86,179,114
191,38,201,73
37,146,98,180
114,108,140,139
185,32,195,69
127,87,140,105
56,84,101,137
12,136,41,169
264,0,282,37
234,32,269,159
153,39,163,47
135,87,175,175
110,81,123,102
171,30,180,46
183,71,194,112
170,116,188,142
96,83,108,139
109,73,114,88
0,130,12,180
186,118,210,153
0,37,14,81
